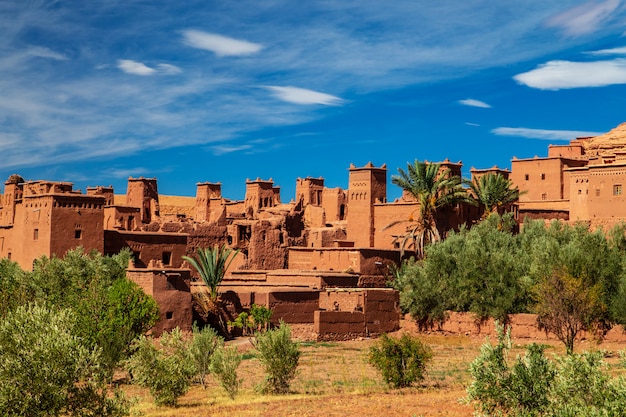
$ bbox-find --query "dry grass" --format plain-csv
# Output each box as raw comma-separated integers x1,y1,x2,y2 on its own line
122,328,626,417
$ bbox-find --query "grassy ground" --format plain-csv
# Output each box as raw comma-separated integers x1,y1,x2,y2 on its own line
123,327,625,417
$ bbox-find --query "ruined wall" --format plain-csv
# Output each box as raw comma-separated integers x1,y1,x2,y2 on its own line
105,230,188,268
247,220,289,270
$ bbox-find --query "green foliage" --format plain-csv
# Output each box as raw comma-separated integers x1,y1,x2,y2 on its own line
253,321,301,394
99,278,159,375
395,217,626,352
389,159,474,256
0,248,157,378
467,326,626,417
368,333,432,388
127,328,196,407
211,346,243,399
394,214,530,329
467,324,555,417
466,172,525,217
0,302,129,417
183,245,238,301
189,323,223,389
230,304,273,335
0,258,32,319
534,269,604,355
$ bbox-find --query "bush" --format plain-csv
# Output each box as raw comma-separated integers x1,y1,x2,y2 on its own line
467,323,626,417
211,346,243,399
253,321,300,394
189,323,223,389
368,333,432,388
0,302,129,417
127,328,196,407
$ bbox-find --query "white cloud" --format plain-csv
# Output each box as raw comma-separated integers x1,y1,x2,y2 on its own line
514,59,626,89
210,144,252,156
27,46,68,61
458,98,491,108
182,30,262,56
588,46,626,55
157,63,182,74
117,59,156,76
465,122,480,127
265,86,343,105
492,127,603,140
547,0,621,37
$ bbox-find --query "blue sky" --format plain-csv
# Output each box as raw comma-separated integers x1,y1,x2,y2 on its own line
2,1,626,201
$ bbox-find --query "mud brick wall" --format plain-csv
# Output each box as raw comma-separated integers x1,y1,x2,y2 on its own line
363,289,400,334
314,310,366,340
267,291,319,324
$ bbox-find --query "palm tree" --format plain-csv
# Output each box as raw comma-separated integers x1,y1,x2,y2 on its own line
388,159,473,256
466,173,525,218
183,245,238,335
183,245,238,302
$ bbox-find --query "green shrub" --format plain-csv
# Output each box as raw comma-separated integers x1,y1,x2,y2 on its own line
211,346,243,399
467,324,626,417
253,321,300,394
250,304,272,332
0,302,129,417
368,333,432,388
127,328,196,407
189,323,223,389
466,324,554,416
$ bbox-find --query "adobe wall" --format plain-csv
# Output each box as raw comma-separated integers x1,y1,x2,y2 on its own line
288,247,362,272
372,201,417,249
315,288,400,340
127,268,193,336
585,163,626,221
321,187,347,222
346,163,387,248
105,230,188,268
49,195,105,259
306,226,346,248
512,158,566,202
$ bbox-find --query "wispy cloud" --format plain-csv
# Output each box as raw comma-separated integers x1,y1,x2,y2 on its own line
118,59,156,76
26,46,68,61
547,0,621,37
492,127,603,140
465,122,480,127
210,144,253,156
181,30,262,56
117,60,182,76
514,59,626,89
587,46,626,55
265,86,344,105
458,98,491,108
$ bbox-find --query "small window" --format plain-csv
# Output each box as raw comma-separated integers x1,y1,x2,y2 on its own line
614,184,622,196
596,189,601,197
578,189,582,195
524,174,529,180
541,193,547,201
162,251,172,266
75,229,82,239
541,173,546,180
33,229,39,240
166,311,173,320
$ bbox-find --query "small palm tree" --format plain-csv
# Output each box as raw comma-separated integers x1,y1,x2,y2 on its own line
467,173,525,218
183,245,238,302
183,246,238,335
387,159,474,256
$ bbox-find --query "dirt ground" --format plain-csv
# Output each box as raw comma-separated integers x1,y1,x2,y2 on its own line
125,314,626,417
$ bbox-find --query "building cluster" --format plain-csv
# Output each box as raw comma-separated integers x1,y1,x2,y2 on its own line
2,122,626,337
